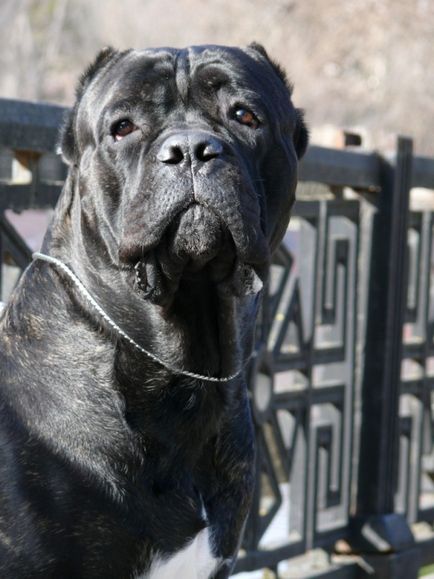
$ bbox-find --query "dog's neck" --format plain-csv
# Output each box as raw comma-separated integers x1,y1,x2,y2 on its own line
42,188,258,384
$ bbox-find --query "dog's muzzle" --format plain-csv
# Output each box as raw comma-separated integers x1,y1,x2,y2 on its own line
122,130,268,306
134,204,263,307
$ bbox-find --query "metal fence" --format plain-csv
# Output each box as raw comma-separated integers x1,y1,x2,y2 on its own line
1,98,434,578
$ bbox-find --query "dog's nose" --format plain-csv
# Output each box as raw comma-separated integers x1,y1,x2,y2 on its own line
157,132,224,165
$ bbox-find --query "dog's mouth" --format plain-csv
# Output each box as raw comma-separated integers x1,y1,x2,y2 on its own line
130,204,264,308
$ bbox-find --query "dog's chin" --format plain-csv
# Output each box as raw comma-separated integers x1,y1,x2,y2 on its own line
130,205,264,309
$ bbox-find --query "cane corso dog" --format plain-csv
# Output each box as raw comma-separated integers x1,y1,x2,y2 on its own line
0,44,307,578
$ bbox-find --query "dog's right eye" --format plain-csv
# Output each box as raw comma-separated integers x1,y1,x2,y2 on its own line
111,119,137,141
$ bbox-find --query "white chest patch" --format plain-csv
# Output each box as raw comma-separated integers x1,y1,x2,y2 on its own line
142,526,220,579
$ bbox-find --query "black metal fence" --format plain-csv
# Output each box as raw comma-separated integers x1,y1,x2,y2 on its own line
1,98,434,578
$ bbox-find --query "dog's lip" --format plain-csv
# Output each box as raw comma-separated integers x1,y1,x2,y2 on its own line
133,214,238,305
119,201,270,267
123,234,268,269
120,201,269,305
133,252,264,307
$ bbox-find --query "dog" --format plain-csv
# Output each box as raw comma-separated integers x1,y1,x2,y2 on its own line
0,44,307,578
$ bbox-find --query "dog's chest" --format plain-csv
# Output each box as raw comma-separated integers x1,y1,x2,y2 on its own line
138,527,220,579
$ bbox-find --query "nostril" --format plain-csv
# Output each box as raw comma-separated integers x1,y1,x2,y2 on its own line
157,133,224,165
195,139,223,162
157,144,185,164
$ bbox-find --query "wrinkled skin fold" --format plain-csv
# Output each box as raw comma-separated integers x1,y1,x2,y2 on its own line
0,44,307,578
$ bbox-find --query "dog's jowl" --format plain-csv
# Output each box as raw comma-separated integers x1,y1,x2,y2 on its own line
0,44,307,578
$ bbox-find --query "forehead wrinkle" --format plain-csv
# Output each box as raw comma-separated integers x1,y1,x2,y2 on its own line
88,57,177,122
175,48,191,105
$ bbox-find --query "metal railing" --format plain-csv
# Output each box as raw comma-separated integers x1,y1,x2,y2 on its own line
1,98,434,578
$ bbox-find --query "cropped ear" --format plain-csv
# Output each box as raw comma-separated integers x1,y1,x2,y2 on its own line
59,47,119,165
248,42,309,159
294,108,309,159
247,42,293,95
59,108,78,165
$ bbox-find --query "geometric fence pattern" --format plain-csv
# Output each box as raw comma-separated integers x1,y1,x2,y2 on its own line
237,199,360,573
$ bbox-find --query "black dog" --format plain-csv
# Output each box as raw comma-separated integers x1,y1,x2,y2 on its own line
0,44,307,578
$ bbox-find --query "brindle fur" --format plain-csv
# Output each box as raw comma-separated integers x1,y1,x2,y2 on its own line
0,44,307,578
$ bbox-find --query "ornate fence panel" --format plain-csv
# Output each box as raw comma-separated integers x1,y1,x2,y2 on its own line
236,196,361,576
1,98,434,578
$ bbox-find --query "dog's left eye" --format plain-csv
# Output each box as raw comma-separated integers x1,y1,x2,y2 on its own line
111,119,137,141
234,108,260,129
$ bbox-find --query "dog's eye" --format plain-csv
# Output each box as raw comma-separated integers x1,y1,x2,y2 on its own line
112,119,137,141
234,108,260,129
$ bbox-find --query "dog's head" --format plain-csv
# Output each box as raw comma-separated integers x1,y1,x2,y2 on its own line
54,44,307,376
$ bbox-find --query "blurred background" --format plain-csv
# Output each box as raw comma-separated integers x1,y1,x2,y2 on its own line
1,0,433,155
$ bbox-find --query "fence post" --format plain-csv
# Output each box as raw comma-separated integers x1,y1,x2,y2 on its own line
349,137,420,577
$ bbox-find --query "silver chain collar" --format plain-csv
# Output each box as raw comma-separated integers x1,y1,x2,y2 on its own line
32,252,249,383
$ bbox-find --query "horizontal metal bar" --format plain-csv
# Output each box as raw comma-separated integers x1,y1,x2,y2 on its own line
294,199,360,221
399,378,424,397
0,98,66,152
299,145,382,190
0,182,62,212
274,346,346,371
273,390,309,409
416,508,434,526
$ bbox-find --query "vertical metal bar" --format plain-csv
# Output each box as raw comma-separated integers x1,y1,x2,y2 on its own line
349,138,420,577
356,137,413,515
304,202,326,550
418,212,434,522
